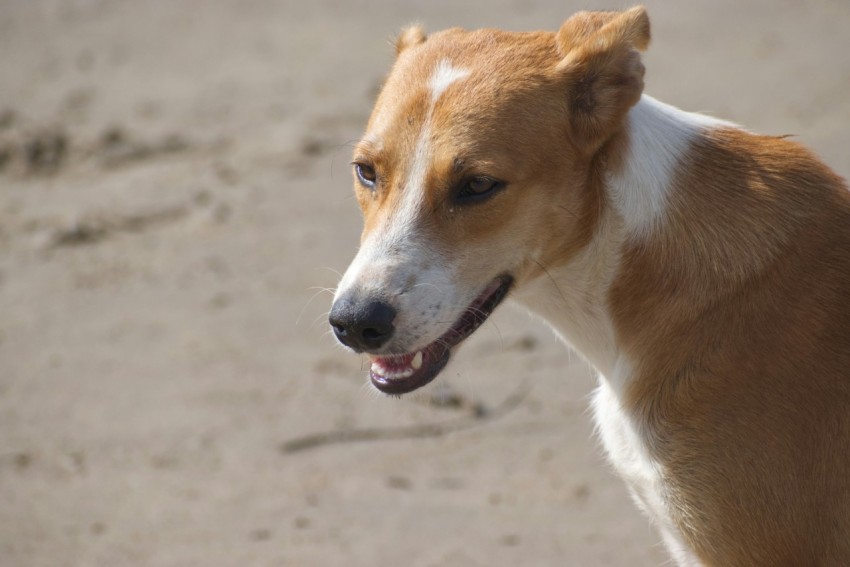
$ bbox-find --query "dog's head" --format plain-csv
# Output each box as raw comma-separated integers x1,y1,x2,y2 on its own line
330,7,650,394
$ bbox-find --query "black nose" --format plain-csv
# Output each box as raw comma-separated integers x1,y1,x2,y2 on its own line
329,297,396,352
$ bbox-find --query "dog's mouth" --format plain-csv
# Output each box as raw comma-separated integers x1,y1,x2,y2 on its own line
369,275,513,395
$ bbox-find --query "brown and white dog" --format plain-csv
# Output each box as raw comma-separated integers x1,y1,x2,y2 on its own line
328,7,850,565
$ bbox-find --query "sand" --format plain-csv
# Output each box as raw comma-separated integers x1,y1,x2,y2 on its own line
2,1,848,565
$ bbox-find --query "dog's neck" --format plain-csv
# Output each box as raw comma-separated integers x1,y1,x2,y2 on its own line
512,211,623,378
513,95,727,382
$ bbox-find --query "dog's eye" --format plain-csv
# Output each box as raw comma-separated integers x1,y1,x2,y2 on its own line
457,176,504,203
354,163,377,189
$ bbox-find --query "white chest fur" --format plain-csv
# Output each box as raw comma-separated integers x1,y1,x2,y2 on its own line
592,378,702,566
592,379,665,517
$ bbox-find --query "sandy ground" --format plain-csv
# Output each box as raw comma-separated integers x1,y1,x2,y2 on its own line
1,1,848,566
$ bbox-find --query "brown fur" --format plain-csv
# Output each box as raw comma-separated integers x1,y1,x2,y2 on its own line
354,26,604,283
609,129,850,565
394,25,426,55
557,6,650,153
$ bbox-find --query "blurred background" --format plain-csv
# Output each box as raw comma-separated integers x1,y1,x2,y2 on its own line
1,1,848,565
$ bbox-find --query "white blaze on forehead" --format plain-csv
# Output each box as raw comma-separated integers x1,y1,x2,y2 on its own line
336,61,471,307
407,60,470,194
429,59,470,103
395,60,471,234
332,59,482,354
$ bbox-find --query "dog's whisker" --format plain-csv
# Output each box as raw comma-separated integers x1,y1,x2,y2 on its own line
410,282,446,292
296,288,336,327
307,286,338,294
317,266,345,279
532,257,570,306
311,310,333,328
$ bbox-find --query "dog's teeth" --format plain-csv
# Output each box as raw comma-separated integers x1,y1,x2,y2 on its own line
411,351,423,370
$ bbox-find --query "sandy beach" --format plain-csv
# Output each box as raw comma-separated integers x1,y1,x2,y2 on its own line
2,1,848,565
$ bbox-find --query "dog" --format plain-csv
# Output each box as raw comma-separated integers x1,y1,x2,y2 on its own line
328,7,850,565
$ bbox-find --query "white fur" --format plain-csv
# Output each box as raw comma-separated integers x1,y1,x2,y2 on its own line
512,217,622,376
607,95,734,237
592,370,661,517
402,112,432,221
592,365,704,567
429,59,470,103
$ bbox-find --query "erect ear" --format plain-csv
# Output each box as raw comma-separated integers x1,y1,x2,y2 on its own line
394,25,427,56
556,6,651,153
557,10,628,55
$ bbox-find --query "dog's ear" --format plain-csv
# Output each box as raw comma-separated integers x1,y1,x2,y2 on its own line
556,10,629,55
556,6,650,153
395,25,427,56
